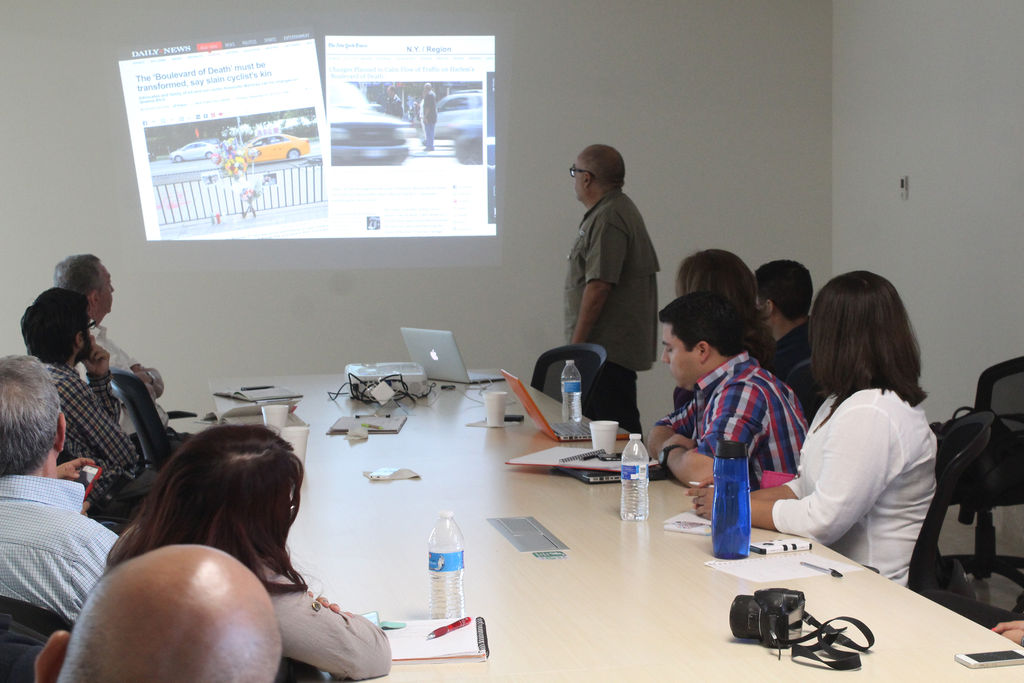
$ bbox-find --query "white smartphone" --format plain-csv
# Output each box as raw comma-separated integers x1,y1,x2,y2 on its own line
954,649,1024,668
76,464,102,499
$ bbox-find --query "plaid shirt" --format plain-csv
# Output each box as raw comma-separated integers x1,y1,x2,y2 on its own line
655,352,806,488
47,363,139,505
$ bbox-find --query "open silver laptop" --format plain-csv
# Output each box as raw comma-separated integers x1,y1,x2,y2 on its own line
400,327,504,383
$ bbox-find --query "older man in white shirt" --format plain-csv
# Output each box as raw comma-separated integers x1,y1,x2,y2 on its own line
0,355,116,623
54,254,168,428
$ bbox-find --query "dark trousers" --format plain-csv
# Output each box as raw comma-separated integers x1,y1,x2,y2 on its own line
424,121,436,150
585,361,642,434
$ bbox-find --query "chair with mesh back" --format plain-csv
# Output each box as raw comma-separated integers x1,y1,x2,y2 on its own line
109,368,174,470
948,356,1024,588
908,411,993,595
530,344,607,417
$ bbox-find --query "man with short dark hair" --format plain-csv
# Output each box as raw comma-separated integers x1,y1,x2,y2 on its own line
565,144,659,433
0,355,117,624
648,291,806,487
755,259,821,418
34,545,283,683
21,288,140,511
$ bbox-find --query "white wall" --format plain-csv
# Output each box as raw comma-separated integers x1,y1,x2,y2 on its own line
834,0,1024,418
0,1,831,429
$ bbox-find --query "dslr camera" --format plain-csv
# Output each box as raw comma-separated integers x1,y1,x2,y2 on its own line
730,588,805,648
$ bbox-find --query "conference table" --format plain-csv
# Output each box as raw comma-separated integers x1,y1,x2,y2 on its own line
212,373,1017,680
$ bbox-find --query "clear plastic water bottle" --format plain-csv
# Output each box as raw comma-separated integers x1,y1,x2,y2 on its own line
560,360,582,422
428,510,465,619
620,434,649,521
712,440,751,559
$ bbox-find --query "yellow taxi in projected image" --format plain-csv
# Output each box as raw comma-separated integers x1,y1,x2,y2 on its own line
243,133,311,162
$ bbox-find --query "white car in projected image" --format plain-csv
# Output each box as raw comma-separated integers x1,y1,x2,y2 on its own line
434,90,483,141
168,141,220,163
330,83,413,165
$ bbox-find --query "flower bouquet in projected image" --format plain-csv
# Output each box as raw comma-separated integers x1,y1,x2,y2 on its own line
208,141,260,223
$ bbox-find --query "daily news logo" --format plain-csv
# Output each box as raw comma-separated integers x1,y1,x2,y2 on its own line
131,45,194,58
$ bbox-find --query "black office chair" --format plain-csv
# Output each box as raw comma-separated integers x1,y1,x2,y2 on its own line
908,411,993,595
947,357,1024,588
530,343,607,416
0,596,71,639
109,368,175,469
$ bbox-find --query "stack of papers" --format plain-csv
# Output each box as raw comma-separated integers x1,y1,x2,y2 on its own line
705,553,861,582
663,511,711,535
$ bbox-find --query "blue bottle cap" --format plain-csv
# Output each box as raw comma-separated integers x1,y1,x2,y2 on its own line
715,440,747,459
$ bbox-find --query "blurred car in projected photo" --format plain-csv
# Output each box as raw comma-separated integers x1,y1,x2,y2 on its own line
449,118,483,165
435,90,483,140
330,82,412,165
169,141,220,162
244,133,311,162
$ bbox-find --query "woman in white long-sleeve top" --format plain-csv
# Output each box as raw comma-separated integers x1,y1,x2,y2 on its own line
693,270,936,585
107,424,391,680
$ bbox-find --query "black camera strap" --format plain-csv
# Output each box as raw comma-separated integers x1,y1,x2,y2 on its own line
786,612,875,671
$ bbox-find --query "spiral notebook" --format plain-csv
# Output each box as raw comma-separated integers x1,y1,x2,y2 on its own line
387,617,489,664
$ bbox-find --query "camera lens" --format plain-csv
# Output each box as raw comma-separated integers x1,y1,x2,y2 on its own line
729,595,762,639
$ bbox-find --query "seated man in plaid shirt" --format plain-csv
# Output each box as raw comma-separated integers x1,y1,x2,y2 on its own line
648,291,807,488
21,288,142,513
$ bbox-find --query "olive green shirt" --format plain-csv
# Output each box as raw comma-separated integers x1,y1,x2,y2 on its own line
564,189,660,371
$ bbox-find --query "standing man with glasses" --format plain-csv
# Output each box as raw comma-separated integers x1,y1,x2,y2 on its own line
565,144,660,433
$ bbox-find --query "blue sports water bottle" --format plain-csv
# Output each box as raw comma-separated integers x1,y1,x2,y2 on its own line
712,440,751,559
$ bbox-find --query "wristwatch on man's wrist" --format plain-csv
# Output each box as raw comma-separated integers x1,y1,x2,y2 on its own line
659,443,685,467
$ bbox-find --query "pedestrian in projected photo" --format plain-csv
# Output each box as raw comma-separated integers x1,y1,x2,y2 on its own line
384,85,403,118
422,83,437,152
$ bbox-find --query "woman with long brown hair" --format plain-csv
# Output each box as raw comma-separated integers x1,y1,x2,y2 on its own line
106,424,391,680
672,249,776,409
692,271,936,585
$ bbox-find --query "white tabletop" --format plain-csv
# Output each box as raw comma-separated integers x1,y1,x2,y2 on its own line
214,374,1017,681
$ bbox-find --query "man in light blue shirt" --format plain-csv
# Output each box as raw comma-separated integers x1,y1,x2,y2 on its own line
0,355,116,624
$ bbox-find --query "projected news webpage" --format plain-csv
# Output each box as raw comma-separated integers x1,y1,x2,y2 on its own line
119,33,330,241
119,33,496,242
325,36,495,238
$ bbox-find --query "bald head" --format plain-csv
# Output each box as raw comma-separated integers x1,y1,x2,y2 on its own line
577,144,625,189
36,545,282,683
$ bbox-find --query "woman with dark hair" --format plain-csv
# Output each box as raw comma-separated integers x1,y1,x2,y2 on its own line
672,249,776,409
106,425,391,680
692,271,936,585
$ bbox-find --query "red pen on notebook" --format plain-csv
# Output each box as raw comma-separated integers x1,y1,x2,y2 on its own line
426,617,472,640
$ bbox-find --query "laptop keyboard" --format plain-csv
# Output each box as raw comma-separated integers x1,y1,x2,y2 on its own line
552,421,591,439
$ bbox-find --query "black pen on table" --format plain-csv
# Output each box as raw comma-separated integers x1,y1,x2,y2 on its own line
426,616,472,640
800,561,843,578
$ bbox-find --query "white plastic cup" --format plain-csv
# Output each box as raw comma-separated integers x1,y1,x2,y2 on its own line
589,420,619,454
484,391,508,427
280,425,310,464
261,404,289,432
